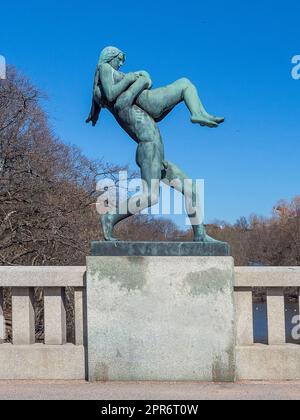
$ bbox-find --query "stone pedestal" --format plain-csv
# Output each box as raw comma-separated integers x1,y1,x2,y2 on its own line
87,243,235,382
91,240,230,257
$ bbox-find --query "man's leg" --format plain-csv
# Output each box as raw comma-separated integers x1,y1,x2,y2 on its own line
101,143,162,241
162,160,219,242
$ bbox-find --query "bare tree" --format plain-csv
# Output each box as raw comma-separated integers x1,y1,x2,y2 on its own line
0,68,129,265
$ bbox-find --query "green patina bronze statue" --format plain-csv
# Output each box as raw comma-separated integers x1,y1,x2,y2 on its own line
87,46,225,242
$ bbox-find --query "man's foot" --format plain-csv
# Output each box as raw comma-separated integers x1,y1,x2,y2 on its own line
100,214,119,242
194,233,225,244
193,224,206,242
191,115,218,128
193,225,224,243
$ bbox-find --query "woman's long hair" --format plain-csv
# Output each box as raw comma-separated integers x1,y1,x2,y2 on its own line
86,47,124,126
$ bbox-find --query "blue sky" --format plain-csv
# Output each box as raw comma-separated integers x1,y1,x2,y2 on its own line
1,0,300,226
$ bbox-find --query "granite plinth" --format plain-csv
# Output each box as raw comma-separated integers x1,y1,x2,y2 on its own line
86,256,236,382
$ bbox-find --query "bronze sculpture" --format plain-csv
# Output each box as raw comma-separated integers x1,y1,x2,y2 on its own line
87,46,224,242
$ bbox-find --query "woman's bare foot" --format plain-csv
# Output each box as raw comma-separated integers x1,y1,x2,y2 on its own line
100,214,119,241
211,116,225,124
201,112,225,125
191,115,218,128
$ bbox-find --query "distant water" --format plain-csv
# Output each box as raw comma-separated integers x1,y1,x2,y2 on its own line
253,302,300,345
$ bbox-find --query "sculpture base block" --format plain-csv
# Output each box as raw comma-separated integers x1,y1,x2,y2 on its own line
86,255,236,382
91,241,230,257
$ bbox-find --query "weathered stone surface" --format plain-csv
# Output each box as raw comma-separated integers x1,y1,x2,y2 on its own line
267,288,286,345
87,256,236,382
234,266,300,287
91,241,230,257
44,288,67,345
0,344,85,380
237,345,300,381
12,288,35,345
235,288,254,346
0,288,4,344
74,288,87,346
0,266,85,287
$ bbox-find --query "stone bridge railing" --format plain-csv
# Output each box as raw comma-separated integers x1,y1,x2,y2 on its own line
0,267,86,380
0,266,300,381
235,267,300,380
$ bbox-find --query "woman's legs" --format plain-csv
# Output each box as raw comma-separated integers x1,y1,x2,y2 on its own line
136,78,224,128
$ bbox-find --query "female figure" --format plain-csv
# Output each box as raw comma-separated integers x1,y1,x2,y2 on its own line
87,46,224,242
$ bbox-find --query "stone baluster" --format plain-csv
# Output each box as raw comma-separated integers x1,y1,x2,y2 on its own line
235,288,254,346
44,288,67,345
0,288,4,343
12,288,35,345
74,287,86,345
267,288,286,345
